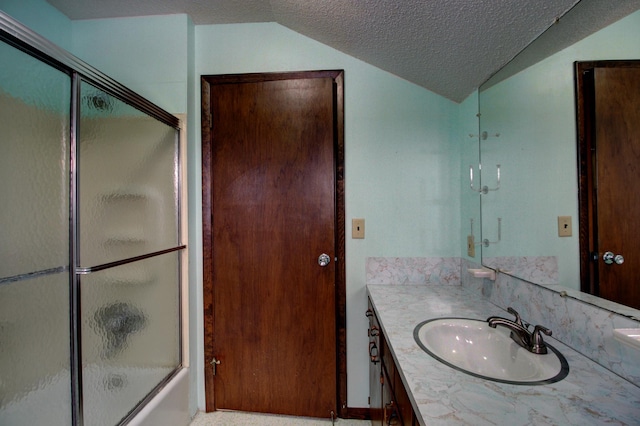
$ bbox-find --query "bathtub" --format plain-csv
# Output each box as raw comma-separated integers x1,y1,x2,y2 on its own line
127,367,190,426
0,366,190,426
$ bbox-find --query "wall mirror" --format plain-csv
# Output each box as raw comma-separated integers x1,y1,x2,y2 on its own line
478,0,640,316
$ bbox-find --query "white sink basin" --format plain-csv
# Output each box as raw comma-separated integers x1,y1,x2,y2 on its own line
414,318,569,385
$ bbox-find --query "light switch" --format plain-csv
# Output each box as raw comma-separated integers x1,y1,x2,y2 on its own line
467,235,476,258
558,216,572,237
352,218,365,239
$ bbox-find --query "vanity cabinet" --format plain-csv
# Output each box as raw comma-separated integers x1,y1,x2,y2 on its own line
367,301,383,425
367,299,417,426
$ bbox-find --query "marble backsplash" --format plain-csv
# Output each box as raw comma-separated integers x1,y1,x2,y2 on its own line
365,257,460,285
365,256,640,388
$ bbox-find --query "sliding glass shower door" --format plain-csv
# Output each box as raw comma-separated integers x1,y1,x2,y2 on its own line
77,81,182,426
0,34,73,426
0,11,184,426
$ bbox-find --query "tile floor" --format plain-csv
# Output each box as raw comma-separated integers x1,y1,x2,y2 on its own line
189,411,371,425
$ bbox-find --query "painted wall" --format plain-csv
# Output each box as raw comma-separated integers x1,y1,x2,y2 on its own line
71,15,190,114
0,0,71,49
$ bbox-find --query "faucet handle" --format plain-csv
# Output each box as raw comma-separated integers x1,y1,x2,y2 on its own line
531,325,552,354
507,307,525,327
533,325,552,336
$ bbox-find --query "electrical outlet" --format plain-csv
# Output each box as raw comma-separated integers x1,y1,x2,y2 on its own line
467,235,476,257
558,216,572,237
352,218,365,239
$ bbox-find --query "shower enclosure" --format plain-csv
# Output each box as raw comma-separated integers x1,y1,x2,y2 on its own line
0,12,185,426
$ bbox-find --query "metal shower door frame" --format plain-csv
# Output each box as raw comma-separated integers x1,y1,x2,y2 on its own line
0,11,185,426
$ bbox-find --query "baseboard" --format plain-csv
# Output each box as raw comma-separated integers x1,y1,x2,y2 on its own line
344,407,370,420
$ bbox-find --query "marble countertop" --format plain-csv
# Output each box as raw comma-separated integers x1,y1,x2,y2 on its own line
367,285,640,426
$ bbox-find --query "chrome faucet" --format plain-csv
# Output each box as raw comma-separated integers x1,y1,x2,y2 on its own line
487,307,552,354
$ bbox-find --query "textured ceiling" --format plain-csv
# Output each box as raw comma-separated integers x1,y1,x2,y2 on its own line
45,0,640,102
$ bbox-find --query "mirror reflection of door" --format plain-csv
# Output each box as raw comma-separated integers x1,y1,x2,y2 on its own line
576,60,640,309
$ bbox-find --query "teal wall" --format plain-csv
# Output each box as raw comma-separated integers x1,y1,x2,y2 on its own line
0,0,71,49
0,1,465,413
72,15,190,114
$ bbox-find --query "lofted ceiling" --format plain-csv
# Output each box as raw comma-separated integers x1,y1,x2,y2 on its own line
45,0,640,102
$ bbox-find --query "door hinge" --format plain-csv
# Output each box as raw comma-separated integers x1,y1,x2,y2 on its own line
208,112,213,129
210,357,221,375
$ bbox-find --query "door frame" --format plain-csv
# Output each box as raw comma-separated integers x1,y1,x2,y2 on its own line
575,60,640,295
576,60,598,295
200,70,347,417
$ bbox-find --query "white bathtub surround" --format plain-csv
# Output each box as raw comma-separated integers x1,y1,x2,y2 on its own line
367,284,640,426
128,368,190,426
460,258,640,388
366,257,460,285
190,411,371,425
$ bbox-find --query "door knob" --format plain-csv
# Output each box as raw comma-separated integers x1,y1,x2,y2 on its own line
318,253,331,267
603,251,624,265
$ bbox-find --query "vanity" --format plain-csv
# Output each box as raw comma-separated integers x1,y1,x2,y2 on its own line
367,284,640,425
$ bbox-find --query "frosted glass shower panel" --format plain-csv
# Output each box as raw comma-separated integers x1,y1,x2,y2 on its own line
0,41,70,278
0,273,72,426
80,252,180,426
79,82,179,267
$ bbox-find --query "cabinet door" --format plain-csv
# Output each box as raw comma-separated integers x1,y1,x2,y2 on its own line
367,304,383,425
369,299,416,425
382,367,401,425
393,368,415,426
369,353,383,425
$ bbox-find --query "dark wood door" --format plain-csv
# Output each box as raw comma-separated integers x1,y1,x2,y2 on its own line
201,72,345,418
577,62,640,309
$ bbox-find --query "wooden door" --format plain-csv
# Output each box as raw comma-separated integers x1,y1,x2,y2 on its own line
201,71,345,418
577,62,640,309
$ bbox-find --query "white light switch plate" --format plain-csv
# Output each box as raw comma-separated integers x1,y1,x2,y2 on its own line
558,216,572,237
352,218,365,239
